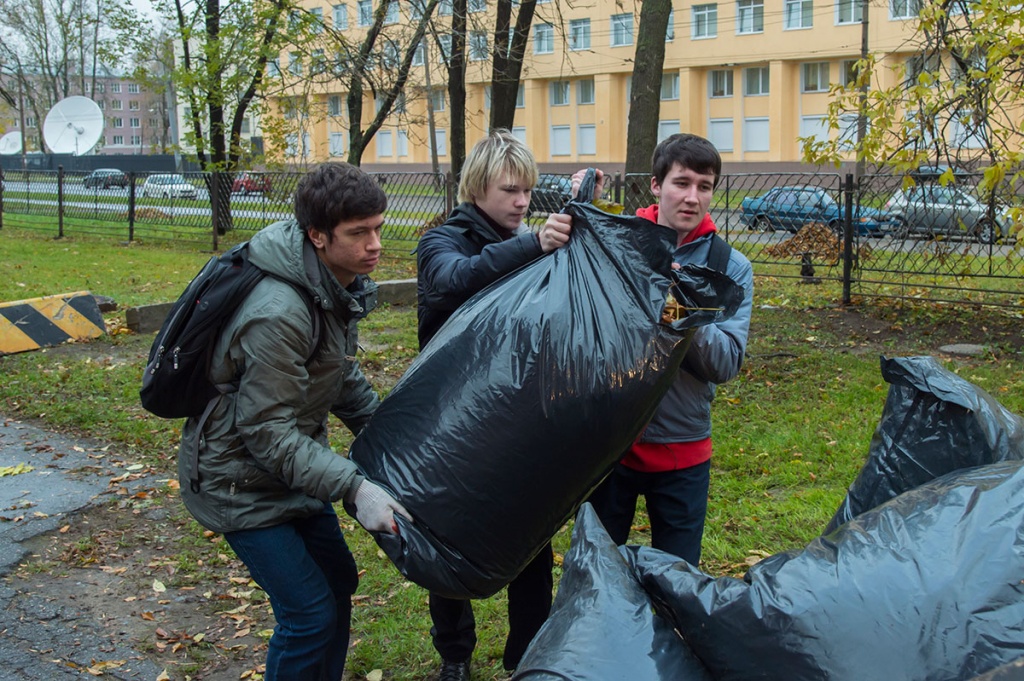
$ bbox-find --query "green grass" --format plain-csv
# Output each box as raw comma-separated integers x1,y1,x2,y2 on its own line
1,227,1023,679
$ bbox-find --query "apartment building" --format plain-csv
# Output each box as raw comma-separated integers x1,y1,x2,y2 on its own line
270,0,964,169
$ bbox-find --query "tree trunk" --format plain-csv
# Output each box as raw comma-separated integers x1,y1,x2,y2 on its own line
447,0,467,178
624,0,671,178
490,0,536,131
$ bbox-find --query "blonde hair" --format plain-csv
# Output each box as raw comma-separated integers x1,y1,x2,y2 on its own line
457,129,539,204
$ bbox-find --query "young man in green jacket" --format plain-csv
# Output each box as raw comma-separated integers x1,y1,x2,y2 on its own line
177,162,408,681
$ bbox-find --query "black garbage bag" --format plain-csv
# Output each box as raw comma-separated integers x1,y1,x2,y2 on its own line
350,173,745,598
630,458,1024,681
825,355,1024,533
512,503,712,681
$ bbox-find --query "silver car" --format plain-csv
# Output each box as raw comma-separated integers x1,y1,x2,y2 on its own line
884,184,1009,244
141,173,198,200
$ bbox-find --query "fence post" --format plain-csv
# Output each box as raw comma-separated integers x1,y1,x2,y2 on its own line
445,172,455,215
58,165,65,239
842,173,854,305
211,171,221,251
128,171,136,242
613,171,622,205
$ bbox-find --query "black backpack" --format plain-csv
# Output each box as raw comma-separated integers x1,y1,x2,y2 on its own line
140,242,322,419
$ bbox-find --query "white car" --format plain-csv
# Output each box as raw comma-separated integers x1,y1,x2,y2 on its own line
141,173,198,200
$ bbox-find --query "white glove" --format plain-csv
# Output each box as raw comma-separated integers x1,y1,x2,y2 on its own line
346,480,410,534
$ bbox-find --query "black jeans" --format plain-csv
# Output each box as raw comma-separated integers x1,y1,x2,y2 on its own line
587,461,711,565
429,544,554,670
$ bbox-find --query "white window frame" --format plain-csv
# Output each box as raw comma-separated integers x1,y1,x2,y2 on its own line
329,132,345,156
430,88,446,112
384,0,398,24
745,66,770,96
358,0,372,26
666,10,675,41
610,13,633,46
784,0,813,28
836,0,863,24
311,6,324,31
377,130,393,157
432,128,448,156
398,129,410,156
469,31,489,61
710,69,734,97
577,78,595,105
550,125,571,156
840,59,859,86
333,4,348,29
801,62,830,92
289,52,303,76
708,118,734,151
550,80,570,106
535,23,554,54
328,95,342,117
799,115,830,143
658,120,680,142
661,73,680,100
743,117,770,152
512,127,527,143
889,0,920,19
468,0,486,11
412,41,425,66
578,124,596,154
736,0,764,34
570,18,591,50
692,4,718,38
516,84,526,108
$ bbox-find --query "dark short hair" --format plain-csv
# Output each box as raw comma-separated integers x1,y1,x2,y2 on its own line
651,134,722,188
294,162,387,239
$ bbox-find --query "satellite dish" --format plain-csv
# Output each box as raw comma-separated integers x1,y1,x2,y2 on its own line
42,96,104,155
0,130,22,155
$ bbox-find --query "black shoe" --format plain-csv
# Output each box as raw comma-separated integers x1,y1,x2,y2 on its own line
438,659,471,681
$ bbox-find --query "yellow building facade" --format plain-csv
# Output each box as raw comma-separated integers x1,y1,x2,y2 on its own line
272,0,934,169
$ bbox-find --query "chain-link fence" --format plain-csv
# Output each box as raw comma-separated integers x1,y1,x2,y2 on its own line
1,165,1021,308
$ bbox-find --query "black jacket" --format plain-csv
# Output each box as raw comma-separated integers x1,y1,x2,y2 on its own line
416,203,544,348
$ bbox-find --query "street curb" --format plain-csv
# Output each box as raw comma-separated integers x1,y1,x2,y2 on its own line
126,278,417,334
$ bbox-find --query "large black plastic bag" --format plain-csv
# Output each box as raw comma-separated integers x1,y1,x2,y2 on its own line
512,503,712,681
630,458,1024,681
825,355,1024,533
350,178,745,599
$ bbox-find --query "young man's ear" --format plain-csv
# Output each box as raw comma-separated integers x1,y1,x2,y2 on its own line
650,176,662,198
307,226,327,249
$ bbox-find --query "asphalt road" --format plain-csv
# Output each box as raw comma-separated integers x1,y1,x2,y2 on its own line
0,416,163,679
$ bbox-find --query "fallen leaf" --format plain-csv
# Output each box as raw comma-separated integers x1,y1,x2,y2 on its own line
367,670,384,681
152,579,166,593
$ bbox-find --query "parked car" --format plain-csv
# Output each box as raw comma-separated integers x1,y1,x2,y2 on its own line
883,184,1010,244
232,171,272,195
141,174,198,200
740,185,888,235
530,174,573,215
909,164,970,184
83,168,128,189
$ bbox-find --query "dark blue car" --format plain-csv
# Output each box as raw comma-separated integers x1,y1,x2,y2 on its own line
740,185,888,235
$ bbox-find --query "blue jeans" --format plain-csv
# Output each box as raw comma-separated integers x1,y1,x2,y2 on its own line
224,504,358,681
587,461,711,565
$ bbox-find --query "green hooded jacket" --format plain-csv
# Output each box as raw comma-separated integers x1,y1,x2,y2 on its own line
177,219,379,533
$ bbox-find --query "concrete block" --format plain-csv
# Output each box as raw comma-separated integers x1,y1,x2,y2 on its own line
0,291,105,355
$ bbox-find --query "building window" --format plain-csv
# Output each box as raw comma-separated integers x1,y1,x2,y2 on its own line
432,128,448,156
358,0,372,26
661,73,680,100
131,134,142,145
333,3,348,28
743,117,770,151
430,88,446,112
512,126,527,143
658,120,680,142
95,83,105,93
550,125,571,156
97,101,105,110
469,31,489,61
516,83,525,108
710,69,734,97
610,13,633,46
377,130,393,157
148,117,158,127
329,132,345,156
535,23,553,54
799,115,830,143
113,117,124,128
890,0,920,19
269,59,281,77
384,0,398,24
578,124,597,154
570,18,591,50
241,118,251,134
127,83,140,94
905,53,940,87
550,81,570,106
784,0,813,28
708,118,734,151
692,4,718,38
469,0,486,11
577,78,595,105
737,0,764,33
841,59,859,85
438,0,452,15
398,129,409,156
310,6,324,31
412,41,425,66
111,83,121,93
130,117,140,128
111,100,123,110
836,0,863,24
801,62,830,92
666,11,675,41
112,135,123,144
395,91,406,113
129,100,140,110
439,34,453,63
745,66,770,95
289,52,303,76
25,116,37,127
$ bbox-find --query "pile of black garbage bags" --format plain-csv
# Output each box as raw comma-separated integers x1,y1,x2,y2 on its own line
514,355,1024,681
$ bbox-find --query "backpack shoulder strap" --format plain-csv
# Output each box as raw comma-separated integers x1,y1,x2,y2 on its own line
707,234,732,274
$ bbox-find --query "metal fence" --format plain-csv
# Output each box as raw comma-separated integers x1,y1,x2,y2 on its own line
2,166,1021,309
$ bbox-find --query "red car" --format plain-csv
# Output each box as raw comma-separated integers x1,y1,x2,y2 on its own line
232,171,272,194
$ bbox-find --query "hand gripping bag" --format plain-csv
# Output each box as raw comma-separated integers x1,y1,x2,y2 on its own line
350,171,745,598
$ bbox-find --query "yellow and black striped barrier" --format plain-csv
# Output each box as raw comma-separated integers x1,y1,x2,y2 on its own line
0,291,106,355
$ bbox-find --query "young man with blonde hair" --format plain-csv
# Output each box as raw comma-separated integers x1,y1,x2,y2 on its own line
416,129,573,680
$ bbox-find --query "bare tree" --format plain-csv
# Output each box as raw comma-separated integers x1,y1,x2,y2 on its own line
489,0,536,131
624,0,671,177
